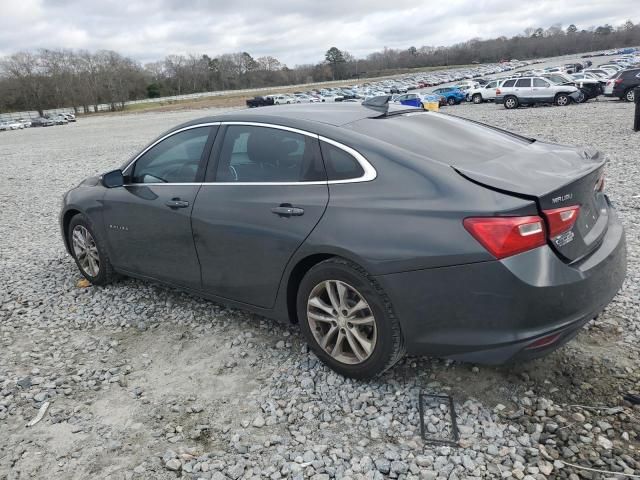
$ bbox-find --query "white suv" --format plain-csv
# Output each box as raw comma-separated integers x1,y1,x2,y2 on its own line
467,79,504,104
496,77,581,109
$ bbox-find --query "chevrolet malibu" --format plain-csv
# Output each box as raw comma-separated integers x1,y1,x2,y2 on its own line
60,103,626,379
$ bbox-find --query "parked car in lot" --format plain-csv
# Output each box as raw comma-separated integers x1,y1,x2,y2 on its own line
392,92,441,109
431,87,466,105
467,79,503,104
604,68,640,102
63,113,77,122
542,73,602,102
31,117,56,127
496,77,581,109
246,96,275,108
46,114,69,125
0,120,23,131
18,118,32,128
59,103,626,378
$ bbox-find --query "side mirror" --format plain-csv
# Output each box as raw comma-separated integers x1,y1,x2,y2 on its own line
102,169,124,188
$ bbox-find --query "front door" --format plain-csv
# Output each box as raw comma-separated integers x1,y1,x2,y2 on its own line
103,125,216,289
191,124,329,308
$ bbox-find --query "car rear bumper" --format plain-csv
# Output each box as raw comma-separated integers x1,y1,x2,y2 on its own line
375,204,626,364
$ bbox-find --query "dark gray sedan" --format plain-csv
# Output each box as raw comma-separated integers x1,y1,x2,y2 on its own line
60,103,626,379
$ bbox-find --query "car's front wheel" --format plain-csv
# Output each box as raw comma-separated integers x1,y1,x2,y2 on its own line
472,94,482,104
68,214,116,286
297,258,404,379
555,93,570,106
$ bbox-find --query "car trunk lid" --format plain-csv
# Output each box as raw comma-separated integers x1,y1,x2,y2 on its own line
454,141,608,262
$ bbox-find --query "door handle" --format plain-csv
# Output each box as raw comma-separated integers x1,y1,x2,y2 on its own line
165,198,190,209
271,204,304,217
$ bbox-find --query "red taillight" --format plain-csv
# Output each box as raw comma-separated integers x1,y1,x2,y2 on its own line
463,216,546,259
525,333,562,350
543,205,580,238
614,78,623,85
495,88,501,95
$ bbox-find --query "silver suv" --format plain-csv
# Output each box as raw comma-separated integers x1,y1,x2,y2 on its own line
496,77,581,109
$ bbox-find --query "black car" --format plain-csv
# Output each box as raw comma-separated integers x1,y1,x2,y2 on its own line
31,117,55,127
604,68,640,101
60,103,626,379
245,96,275,108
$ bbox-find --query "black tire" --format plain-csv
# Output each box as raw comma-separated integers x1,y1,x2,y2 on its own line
624,89,635,102
296,258,405,379
67,213,116,286
419,102,425,110
472,94,482,104
555,93,570,106
446,96,456,106
504,95,519,109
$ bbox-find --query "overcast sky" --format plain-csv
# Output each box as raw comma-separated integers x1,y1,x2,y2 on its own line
1,0,637,66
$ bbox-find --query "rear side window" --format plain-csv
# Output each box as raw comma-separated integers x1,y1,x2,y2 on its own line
320,142,364,181
515,79,531,87
502,79,516,88
213,125,325,183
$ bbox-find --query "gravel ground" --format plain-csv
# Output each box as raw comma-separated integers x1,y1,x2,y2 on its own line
1,99,639,480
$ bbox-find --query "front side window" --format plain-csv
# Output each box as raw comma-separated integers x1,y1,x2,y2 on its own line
131,127,212,183
487,81,497,89
320,142,365,181
214,125,325,183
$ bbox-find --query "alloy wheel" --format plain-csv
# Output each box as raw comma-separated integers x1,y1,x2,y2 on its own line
505,98,516,108
306,280,377,365
626,89,635,102
72,225,100,277
556,95,569,106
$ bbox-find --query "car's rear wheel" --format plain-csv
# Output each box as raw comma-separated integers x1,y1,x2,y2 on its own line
504,96,519,109
68,214,115,286
625,88,635,102
472,94,482,104
297,258,404,379
555,93,570,106
446,97,456,106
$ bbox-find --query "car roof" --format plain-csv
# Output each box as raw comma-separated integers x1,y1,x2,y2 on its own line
176,103,409,129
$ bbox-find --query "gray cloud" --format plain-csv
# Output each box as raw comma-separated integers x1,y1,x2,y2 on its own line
0,0,637,66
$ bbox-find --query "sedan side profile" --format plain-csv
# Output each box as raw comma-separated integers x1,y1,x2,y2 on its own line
60,102,626,379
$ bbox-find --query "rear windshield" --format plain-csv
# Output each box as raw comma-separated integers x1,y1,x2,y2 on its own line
348,113,532,165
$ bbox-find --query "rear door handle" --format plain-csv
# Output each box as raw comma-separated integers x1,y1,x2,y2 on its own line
271,205,304,217
165,198,190,209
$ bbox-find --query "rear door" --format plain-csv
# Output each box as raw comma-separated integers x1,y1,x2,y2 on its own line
191,124,329,308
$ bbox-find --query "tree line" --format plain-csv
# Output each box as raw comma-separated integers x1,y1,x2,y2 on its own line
1,20,638,115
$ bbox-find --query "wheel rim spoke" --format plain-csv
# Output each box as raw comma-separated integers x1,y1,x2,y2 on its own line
325,281,341,311
308,296,334,316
